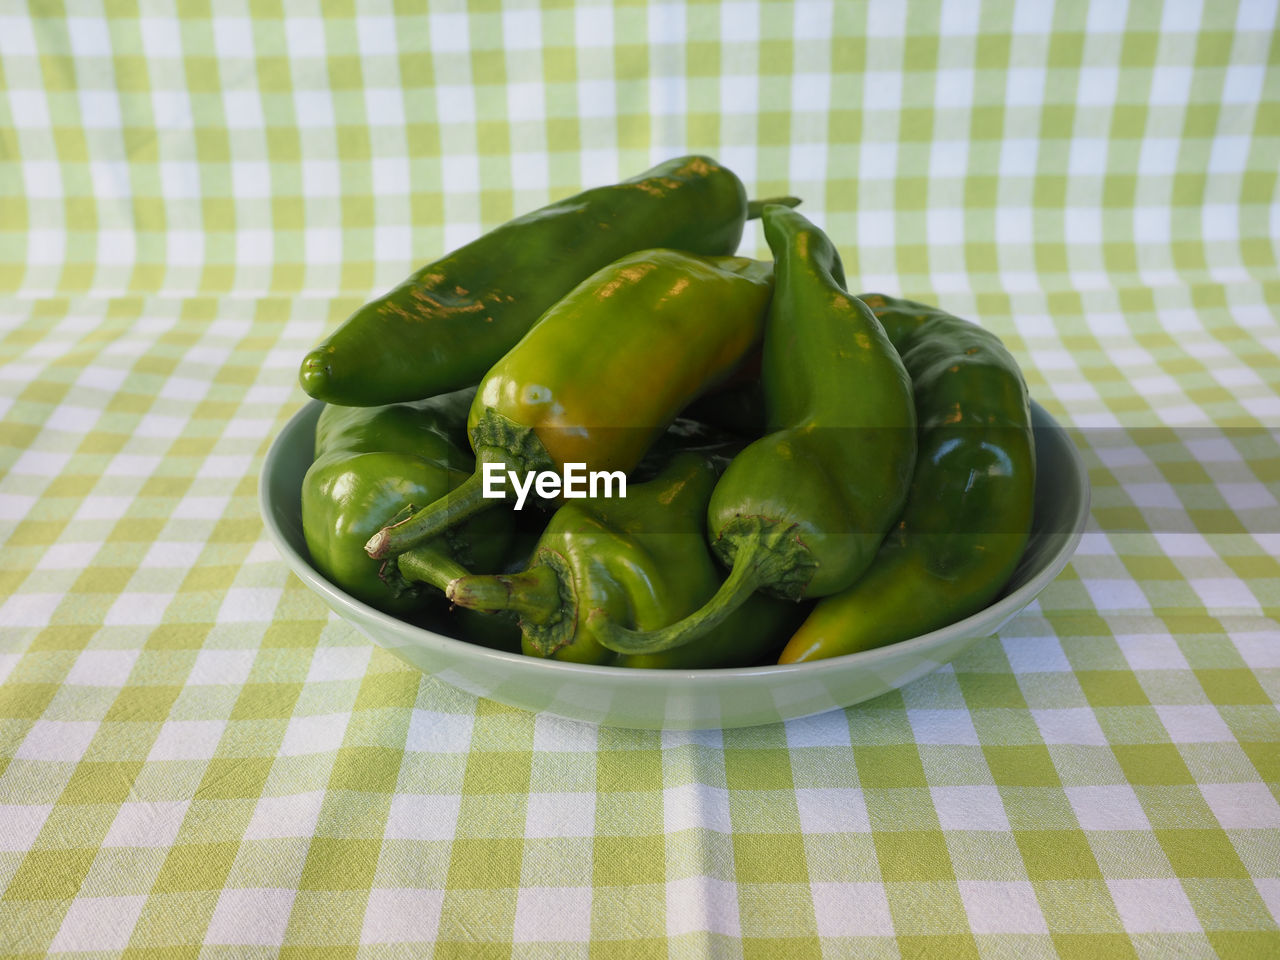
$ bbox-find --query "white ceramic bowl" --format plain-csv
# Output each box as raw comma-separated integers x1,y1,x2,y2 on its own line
260,400,1089,729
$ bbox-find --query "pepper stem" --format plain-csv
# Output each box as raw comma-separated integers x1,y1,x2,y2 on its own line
747,196,802,219
397,546,471,593
589,541,772,656
365,453,502,559
446,564,562,626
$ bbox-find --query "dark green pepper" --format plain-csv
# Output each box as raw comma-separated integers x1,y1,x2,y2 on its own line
300,155,797,406
301,391,513,615
779,294,1036,662
364,249,775,560
592,206,917,656
432,452,800,667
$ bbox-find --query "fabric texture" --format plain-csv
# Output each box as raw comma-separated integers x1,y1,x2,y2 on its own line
1,1,1278,956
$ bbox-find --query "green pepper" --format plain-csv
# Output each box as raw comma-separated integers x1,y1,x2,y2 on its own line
432,452,800,667
301,391,513,615
420,415,744,655
300,155,797,406
363,249,776,560
778,294,1036,662
592,206,917,656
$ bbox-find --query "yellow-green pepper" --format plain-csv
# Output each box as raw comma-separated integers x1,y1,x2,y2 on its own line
364,249,775,560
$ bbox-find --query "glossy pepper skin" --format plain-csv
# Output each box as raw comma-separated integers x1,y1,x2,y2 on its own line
364,249,775,560
778,294,1036,663
301,392,512,615
300,155,796,406
592,206,917,657
439,452,800,667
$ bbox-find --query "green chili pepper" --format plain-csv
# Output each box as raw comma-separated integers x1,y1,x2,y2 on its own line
301,391,512,615
300,155,798,406
778,294,1036,662
419,415,746,655
433,452,799,667
591,206,917,656
363,249,776,560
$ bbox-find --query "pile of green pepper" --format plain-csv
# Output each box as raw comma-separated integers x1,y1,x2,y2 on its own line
296,155,1037,669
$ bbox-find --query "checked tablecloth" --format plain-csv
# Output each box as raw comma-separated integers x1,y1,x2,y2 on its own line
2,2,1279,957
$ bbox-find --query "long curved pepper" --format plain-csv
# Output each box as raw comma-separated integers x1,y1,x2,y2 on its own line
591,205,918,657
777,294,1036,663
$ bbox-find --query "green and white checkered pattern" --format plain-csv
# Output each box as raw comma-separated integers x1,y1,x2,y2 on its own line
2,1,1277,955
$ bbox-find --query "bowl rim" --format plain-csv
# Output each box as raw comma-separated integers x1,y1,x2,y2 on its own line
260,397,1090,686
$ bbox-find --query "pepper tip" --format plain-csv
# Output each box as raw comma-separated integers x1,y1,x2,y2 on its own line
298,348,334,400
746,196,803,220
